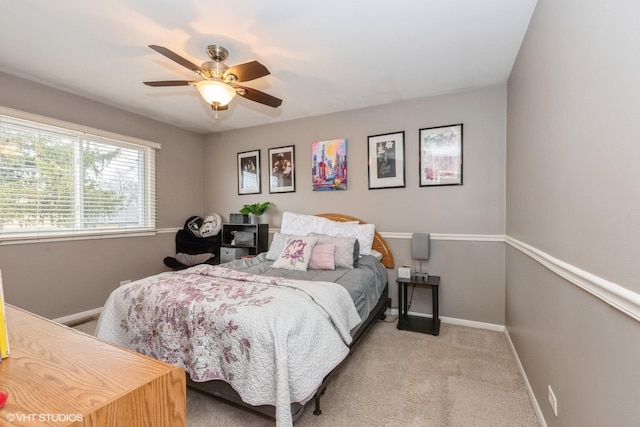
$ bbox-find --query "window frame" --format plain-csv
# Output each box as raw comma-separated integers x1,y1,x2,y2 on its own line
0,107,160,244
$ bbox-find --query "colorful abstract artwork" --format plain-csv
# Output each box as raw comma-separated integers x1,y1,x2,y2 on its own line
311,138,347,191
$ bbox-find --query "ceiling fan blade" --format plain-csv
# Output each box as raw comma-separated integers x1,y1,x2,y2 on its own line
225,61,270,82
211,103,229,111
143,80,193,87
236,85,282,108
148,45,203,73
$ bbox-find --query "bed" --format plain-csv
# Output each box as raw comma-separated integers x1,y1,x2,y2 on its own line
95,213,394,426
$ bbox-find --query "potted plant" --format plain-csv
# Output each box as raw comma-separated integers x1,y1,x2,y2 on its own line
239,202,271,224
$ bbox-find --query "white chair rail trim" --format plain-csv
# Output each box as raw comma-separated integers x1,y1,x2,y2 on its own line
379,232,505,242
166,227,639,321
506,236,640,323
46,229,638,327
380,232,639,322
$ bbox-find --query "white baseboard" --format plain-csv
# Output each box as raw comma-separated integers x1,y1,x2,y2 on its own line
439,315,504,331
504,328,547,427
53,307,102,325
387,308,505,331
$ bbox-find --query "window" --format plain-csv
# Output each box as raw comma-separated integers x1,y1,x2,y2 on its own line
0,109,159,241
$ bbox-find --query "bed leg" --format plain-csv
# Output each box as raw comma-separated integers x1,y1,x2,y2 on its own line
313,395,322,415
378,298,391,320
313,386,325,415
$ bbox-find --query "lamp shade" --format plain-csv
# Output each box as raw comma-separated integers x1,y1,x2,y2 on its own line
411,233,430,260
196,80,236,106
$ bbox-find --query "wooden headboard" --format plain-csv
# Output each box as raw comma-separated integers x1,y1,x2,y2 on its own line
315,213,394,269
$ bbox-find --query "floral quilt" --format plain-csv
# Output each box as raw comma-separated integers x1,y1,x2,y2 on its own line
94,264,361,426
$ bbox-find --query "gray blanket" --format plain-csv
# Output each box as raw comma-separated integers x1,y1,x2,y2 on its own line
221,253,388,323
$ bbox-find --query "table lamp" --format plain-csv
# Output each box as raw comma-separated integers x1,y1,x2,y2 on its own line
411,233,430,280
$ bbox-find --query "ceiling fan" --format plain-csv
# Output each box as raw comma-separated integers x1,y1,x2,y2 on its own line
143,44,282,114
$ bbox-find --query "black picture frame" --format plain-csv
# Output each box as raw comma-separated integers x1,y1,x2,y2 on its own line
268,145,296,193
419,124,463,187
237,150,261,195
367,131,406,189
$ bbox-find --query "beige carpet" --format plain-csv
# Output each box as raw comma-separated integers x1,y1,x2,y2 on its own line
74,319,539,426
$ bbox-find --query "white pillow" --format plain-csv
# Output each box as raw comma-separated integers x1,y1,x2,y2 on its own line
280,212,375,254
272,236,318,271
281,212,329,236
280,212,358,235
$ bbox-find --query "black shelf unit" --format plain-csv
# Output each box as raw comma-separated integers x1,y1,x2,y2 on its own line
221,223,269,257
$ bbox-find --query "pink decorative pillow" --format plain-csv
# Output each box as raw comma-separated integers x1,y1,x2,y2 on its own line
308,244,336,270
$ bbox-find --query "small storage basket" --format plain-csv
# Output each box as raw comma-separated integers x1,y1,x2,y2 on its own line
235,231,255,246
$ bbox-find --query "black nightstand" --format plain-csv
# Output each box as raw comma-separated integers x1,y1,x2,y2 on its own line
397,275,440,335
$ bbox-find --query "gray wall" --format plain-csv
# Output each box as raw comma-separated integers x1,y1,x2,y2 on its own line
0,72,204,318
506,0,640,426
203,85,507,325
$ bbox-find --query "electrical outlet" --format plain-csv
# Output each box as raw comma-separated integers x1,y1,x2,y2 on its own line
548,385,558,416
120,280,131,287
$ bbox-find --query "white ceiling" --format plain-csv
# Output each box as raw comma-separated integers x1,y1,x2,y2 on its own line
1,0,537,134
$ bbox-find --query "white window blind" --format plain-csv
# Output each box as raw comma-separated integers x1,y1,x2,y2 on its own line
0,111,158,241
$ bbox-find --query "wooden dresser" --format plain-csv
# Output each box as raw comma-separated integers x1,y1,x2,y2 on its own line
0,305,186,426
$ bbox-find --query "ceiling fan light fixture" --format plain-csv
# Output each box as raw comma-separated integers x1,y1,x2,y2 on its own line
145,45,282,110
196,80,236,106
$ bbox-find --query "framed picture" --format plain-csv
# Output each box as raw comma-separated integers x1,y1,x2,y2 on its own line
419,124,463,187
311,138,347,191
269,145,295,193
368,131,405,189
237,150,261,195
